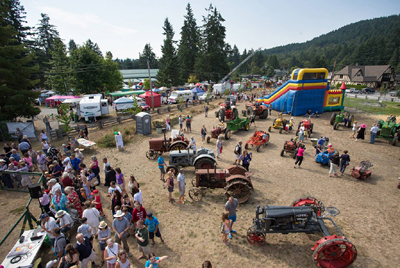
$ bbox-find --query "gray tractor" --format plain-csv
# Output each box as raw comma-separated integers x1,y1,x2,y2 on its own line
166,147,217,175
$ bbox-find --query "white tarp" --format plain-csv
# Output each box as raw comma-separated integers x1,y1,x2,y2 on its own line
6,122,36,138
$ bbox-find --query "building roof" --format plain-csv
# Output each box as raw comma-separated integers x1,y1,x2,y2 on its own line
335,65,391,82
120,69,159,80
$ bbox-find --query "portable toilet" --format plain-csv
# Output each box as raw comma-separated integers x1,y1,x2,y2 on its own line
136,112,151,135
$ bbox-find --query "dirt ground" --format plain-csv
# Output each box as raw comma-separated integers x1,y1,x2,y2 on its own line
1,97,400,268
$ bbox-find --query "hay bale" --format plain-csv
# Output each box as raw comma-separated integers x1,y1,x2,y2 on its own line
152,119,165,129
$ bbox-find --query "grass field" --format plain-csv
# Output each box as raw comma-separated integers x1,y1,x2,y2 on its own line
344,97,400,115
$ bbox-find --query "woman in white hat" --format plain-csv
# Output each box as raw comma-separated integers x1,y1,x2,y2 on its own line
98,221,111,266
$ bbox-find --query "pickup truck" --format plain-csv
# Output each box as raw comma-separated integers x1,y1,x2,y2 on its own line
360,88,375,94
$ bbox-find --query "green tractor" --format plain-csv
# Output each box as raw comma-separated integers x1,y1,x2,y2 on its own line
330,111,354,130
376,118,400,146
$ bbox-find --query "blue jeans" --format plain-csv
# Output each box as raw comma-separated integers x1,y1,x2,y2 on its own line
228,214,237,229
370,132,377,144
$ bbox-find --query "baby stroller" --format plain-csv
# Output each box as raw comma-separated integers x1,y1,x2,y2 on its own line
316,150,335,165
47,146,60,160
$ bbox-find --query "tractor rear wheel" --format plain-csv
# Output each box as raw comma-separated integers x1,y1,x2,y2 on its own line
170,142,187,151
166,165,179,176
225,180,252,203
224,129,231,140
333,122,338,130
256,145,261,152
215,111,219,118
280,149,284,157
260,110,268,119
291,196,325,216
219,109,225,122
245,123,250,131
191,178,197,187
247,227,266,246
279,128,283,134
206,136,211,143
330,113,337,125
194,158,215,170
292,150,297,159
391,136,398,146
348,115,354,128
189,188,203,202
146,150,158,160
246,106,254,117
312,238,357,268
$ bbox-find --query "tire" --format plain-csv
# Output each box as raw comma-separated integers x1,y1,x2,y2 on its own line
224,129,231,140
310,123,314,133
245,123,250,131
298,121,302,130
279,128,283,134
260,110,268,119
233,108,239,119
292,150,297,159
296,129,299,136
194,158,215,170
256,145,261,152
268,126,272,132
333,122,338,130
330,113,337,125
348,115,354,128
166,165,178,176
280,149,284,157
169,142,187,151
391,137,398,146
215,111,219,118
273,119,276,126
206,136,211,143
246,106,254,117
219,109,225,122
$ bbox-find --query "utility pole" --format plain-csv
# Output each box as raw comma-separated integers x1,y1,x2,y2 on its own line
330,59,337,84
147,59,154,111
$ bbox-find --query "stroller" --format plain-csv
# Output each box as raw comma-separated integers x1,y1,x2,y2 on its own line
47,146,60,160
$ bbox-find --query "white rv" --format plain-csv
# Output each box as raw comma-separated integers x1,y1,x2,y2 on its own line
77,94,109,120
212,83,226,95
168,90,194,103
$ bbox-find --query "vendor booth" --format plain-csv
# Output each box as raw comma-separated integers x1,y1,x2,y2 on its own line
139,91,161,108
45,95,80,107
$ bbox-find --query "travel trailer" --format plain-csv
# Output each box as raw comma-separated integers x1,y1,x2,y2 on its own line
212,83,226,95
168,90,194,103
77,94,109,121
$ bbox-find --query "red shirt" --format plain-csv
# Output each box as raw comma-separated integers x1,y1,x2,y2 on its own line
132,206,147,223
62,177,74,187
95,195,102,209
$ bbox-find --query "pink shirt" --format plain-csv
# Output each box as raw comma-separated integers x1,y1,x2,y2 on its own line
297,147,304,157
24,157,33,167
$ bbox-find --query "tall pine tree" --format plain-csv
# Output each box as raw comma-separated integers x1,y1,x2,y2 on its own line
157,18,180,87
138,43,158,69
178,3,198,82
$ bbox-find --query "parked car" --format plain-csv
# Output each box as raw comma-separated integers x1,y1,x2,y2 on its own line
347,88,358,94
140,102,150,111
389,91,398,97
199,94,214,101
361,88,375,94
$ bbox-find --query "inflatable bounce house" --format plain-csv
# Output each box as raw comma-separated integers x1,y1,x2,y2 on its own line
257,68,345,116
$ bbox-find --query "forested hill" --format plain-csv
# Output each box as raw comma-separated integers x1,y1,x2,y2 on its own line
263,14,400,72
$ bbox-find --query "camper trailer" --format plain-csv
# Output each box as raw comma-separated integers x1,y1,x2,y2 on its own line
212,83,226,95
77,94,109,121
168,90,194,104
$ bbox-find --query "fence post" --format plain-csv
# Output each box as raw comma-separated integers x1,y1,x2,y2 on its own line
117,117,122,124
99,121,103,129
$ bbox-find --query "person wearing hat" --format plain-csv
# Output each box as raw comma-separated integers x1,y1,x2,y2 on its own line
40,213,59,246
18,139,30,155
55,210,74,234
327,144,334,154
177,169,186,204
145,212,165,246
74,148,84,162
0,153,10,165
112,210,132,257
98,221,111,265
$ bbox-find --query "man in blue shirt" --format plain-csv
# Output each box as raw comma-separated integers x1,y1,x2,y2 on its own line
70,154,81,171
145,212,164,246
317,137,326,147
157,153,165,182
10,149,21,162
18,141,30,155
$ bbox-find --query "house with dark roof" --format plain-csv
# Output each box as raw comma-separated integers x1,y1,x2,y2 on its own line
331,65,395,89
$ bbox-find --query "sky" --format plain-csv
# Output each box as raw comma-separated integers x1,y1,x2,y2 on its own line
22,0,400,60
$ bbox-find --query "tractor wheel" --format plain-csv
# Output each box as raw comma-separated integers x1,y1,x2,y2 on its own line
377,120,382,128
146,150,158,160
206,136,211,143
330,113,337,125
246,106,254,117
245,123,250,131
333,122,338,130
169,142,187,151
268,126,272,132
310,123,314,133
260,110,268,119
214,111,219,118
233,108,239,119
256,145,261,152
292,150,297,159
247,227,266,246
296,129,299,136
166,165,179,176
189,188,203,202
265,134,270,146
219,109,225,122
348,115,354,128
298,121,302,130
312,237,357,268
391,136,398,146
194,158,215,170
291,196,325,216
308,130,312,138
245,143,249,149
280,149,284,157
279,128,283,134
191,178,196,187
224,129,231,140
242,110,246,116
225,180,252,203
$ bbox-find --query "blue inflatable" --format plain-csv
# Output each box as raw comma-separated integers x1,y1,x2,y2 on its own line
316,150,336,165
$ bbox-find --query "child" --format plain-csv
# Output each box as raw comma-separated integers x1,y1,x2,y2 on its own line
79,187,87,201
122,207,133,236
221,212,231,245
77,217,92,240
91,190,104,217
145,212,165,246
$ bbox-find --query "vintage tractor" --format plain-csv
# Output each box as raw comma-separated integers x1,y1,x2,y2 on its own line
206,124,231,143
245,130,270,152
214,100,239,122
268,113,286,134
376,119,400,145
280,139,298,158
166,147,217,175
226,116,251,132
330,111,354,130
241,102,269,119
247,197,357,268
296,119,314,138
146,129,189,160
189,165,253,203
351,161,373,181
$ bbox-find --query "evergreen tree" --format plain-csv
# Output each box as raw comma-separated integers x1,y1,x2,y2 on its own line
101,52,123,93
267,55,280,69
138,43,158,69
178,3,199,81
68,39,77,53
195,4,229,82
157,18,180,87
6,0,32,45
86,39,102,57
0,2,40,120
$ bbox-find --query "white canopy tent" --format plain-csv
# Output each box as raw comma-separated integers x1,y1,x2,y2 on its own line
62,98,82,104
114,97,135,110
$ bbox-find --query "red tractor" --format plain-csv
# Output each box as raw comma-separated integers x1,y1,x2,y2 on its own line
242,102,269,119
146,129,189,160
245,130,270,152
214,100,238,122
280,139,299,158
296,119,314,138
206,124,231,143
351,161,373,181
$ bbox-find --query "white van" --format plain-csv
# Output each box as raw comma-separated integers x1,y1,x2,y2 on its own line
77,94,109,120
168,90,194,104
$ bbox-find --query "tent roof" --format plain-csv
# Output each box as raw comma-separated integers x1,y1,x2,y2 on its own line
139,91,161,98
45,95,80,101
108,90,145,97
114,97,135,104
